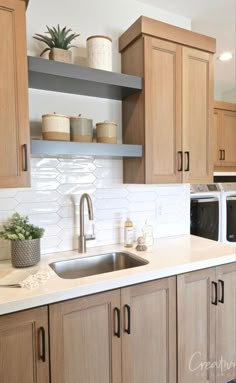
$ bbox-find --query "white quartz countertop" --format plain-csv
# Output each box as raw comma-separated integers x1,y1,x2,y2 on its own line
0,235,235,316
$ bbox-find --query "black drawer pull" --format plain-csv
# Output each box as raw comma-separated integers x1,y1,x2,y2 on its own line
39,326,46,362
124,304,131,335
218,279,224,304
222,149,225,161
219,150,223,160
184,151,190,172
23,144,28,172
114,307,121,338
211,281,218,306
178,151,183,171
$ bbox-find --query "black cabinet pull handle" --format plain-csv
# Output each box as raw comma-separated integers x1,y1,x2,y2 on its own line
39,327,46,362
222,150,225,161
124,304,131,335
23,144,28,172
184,151,190,172
178,151,183,171
219,150,223,160
114,307,121,338
218,279,225,304
211,281,218,305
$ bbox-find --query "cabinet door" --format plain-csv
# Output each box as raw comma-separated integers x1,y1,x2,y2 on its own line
0,0,30,188
0,306,49,383
216,263,236,383
49,290,121,383
214,109,223,167
182,47,213,183
144,37,182,183
121,277,176,383
177,268,216,383
221,110,236,167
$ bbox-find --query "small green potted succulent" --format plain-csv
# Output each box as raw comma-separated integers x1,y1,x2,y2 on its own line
0,213,44,268
33,25,80,63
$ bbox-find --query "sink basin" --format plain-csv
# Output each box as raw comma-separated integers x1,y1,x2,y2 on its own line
49,251,148,279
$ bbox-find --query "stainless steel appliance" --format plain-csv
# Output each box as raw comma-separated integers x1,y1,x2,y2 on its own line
190,184,221,241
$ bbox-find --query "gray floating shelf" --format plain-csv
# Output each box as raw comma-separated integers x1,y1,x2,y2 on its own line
28,56,142,100
31,140,143,158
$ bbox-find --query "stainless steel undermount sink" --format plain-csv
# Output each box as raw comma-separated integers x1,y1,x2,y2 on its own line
49,251,148,279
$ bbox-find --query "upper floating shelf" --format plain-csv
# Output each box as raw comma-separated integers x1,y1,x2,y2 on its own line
28,56,143,100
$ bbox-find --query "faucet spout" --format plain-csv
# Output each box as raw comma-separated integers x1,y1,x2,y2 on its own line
78,193,95,253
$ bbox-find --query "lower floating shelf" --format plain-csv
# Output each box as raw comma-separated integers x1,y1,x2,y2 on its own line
30,139,143,158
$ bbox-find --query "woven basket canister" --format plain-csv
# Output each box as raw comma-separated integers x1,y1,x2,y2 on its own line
11,238,41,268
42,113,70,141
87,35,112,71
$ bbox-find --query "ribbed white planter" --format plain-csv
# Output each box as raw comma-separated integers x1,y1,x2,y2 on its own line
87,35,112,71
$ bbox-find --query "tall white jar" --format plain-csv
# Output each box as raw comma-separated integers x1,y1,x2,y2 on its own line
87,35,112,71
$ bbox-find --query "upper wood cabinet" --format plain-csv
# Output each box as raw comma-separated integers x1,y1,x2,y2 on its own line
119,16,215,184
0,0,30,188
0,306,49,383
214,101,236,171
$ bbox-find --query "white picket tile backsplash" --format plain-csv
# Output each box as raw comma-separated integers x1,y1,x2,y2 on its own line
0,158,190,260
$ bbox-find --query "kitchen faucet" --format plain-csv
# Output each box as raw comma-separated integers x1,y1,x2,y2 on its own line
78,193,95,253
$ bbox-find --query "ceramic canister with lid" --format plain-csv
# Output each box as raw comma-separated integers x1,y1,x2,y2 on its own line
87,35,112,71
70,115,93,142
42,113,70,141
96,121,117,144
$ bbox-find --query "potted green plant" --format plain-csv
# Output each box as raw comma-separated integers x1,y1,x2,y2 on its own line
33,25,80,63
0,213,45,268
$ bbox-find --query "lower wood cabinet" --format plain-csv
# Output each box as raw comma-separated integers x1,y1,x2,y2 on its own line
49,277,176,383
178,263,236,383
0,306,49,383
0,264,235,383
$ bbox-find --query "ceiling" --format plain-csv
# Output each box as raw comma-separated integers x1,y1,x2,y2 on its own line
138,0,236,102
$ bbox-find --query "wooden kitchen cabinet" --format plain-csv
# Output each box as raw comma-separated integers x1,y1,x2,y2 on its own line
49,290,122,383
0,306,49,383
121,277,176,383
0,0,30,188
49,277,176,383
177,263,236,383
215,263,236,383
214,101,236,170
119,16,215,184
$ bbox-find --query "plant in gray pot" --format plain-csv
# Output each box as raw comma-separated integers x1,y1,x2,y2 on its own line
0,213,44,268
33,25,80,63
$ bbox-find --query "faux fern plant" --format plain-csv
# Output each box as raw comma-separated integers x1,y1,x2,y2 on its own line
34,25,80,56
0,213,44,241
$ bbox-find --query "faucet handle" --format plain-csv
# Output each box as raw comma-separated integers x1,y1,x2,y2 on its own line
85,234,96,241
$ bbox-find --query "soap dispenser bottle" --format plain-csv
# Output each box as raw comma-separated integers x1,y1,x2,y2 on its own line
124,217,134,248
142,220,154,247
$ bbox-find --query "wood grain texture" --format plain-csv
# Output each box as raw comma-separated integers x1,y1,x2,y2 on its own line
220,110,236,167
121,277,176,383
216,263,236,383
0,0,30,188
145,37,182,183
213,109,222,167
122,37,146,183
182,46,213,183
0,306,49,383
214,101,236,112
177,268,216,383
119,16,216,54
49,290,122,383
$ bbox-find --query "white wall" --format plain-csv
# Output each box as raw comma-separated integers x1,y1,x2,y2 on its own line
0,0,192,260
